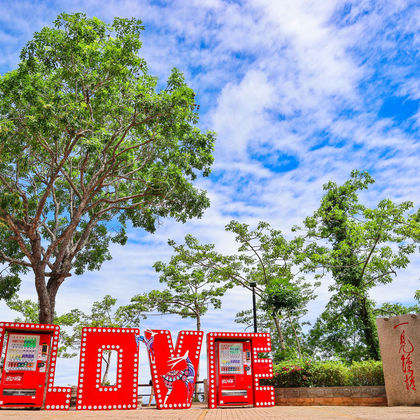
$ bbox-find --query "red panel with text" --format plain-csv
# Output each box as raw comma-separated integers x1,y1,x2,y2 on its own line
206,332,275,408
75,327,140,410
140,329,203,409
0,322,67,410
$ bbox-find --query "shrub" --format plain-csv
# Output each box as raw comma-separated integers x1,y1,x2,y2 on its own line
310,360,350,387
349,360,384,386
265,360,384,388
266,360,312,388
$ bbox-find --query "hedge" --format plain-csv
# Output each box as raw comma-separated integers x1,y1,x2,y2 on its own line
263,360,384,388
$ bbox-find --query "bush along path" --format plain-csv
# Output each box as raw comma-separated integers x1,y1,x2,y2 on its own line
264,360,384,388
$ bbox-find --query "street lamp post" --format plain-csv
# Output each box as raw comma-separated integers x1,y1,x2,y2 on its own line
249,282,257,333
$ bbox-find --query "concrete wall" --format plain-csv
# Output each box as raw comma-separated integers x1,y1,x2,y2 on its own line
275,386,387,406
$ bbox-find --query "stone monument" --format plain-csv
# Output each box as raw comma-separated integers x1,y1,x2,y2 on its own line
376,314,420,406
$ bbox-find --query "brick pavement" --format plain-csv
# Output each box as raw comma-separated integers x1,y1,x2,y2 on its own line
0,405,420,419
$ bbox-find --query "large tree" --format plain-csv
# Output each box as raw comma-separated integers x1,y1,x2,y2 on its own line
128,235,233,393
224,220,319,359
0,13,215,323
147,221,319,356
129,235,233,331
301,170,419,360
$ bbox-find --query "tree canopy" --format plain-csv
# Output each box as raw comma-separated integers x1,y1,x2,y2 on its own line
224,220,319,358
141,221,319,358
0,13,215,323
300,170,419,360
129,235,233,331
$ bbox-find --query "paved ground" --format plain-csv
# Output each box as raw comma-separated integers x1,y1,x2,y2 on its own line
1,405,420,419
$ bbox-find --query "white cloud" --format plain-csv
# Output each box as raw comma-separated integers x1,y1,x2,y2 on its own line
212,70,275,157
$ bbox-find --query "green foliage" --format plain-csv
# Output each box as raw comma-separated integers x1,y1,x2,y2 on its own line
126,220,318,355
0,272,21,300
304,309,371,363
6,294,142,358
234,304,307,363
263,278,302,313
160,221,319,357
268,360,312,387
266,359,384,388
309,361,350,387
225,220,320,358
374,302,420,317
349,360,384,386
300,170,420,361
0,13,215,323
128,234,233,330
6,296,40,323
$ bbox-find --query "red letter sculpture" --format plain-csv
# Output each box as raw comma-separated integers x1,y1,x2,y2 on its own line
75,327,140,410
139,329,203,409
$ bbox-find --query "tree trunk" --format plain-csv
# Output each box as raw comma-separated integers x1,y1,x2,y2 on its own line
287,312,303,359
195,316,201,400
36,268,54,409
359,297,380,360
46,274,66,323
196,316,201,332
36,271,67,325
272,313,286,351
34,269,54,324
102,351,112,385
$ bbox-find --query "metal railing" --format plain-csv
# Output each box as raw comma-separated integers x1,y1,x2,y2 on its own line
138,380,205,403
68,381,206,407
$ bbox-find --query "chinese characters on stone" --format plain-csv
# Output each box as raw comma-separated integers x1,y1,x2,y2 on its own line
398,325,416,391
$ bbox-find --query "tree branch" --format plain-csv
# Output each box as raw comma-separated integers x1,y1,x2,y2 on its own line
0,250,32,267
32,131,87,231
359,234,381,283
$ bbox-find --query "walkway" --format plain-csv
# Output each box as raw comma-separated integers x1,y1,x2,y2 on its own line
1,405,420,419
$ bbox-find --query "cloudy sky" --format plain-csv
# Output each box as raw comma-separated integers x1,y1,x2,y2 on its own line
0,0,419,385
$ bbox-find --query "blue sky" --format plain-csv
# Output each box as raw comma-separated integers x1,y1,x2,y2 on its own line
0,0,419,385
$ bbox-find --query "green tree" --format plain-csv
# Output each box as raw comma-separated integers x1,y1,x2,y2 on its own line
235,303,309,362
301,170,419,360
6,295,40,323
224,220,319,359
128,235,233,331
0,13,215,324
6,294,141,384
127,235,233,391
305,308,372,363
149,222,319,358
